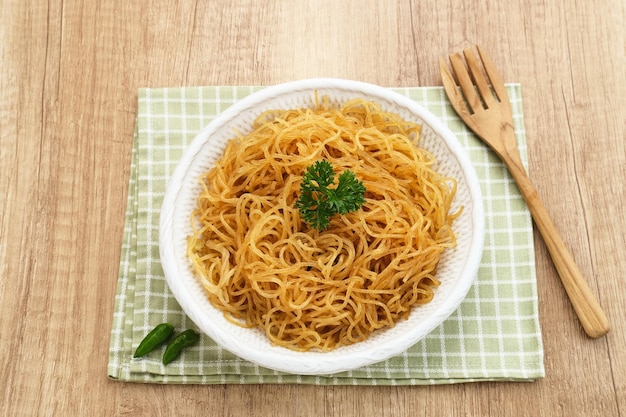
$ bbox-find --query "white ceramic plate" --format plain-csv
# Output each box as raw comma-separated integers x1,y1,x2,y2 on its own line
159,78,485,375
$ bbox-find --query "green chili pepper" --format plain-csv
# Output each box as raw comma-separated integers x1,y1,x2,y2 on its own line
133,323,175,358
162,329,200,365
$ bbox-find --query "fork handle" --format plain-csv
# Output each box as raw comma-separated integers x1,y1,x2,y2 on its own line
503,150,610,338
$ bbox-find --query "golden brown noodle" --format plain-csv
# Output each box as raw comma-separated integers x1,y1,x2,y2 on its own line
187,97,461,351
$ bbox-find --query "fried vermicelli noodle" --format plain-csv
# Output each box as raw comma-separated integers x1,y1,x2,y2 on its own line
187,97,461,351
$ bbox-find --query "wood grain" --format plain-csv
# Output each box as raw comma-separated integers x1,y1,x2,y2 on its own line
1,0,624,416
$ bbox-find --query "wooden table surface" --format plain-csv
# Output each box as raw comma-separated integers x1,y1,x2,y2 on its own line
1,1,624,416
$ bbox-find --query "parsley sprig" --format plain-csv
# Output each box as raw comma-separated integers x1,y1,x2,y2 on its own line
295,160,366,230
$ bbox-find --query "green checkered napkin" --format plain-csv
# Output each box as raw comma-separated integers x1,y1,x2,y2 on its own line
108,85,544,384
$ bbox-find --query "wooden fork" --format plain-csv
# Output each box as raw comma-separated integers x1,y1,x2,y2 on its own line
439,46,609,338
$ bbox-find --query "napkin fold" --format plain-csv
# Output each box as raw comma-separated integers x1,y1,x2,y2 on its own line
107,85,544,384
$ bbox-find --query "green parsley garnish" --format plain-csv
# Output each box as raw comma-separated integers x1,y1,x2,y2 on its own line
295,160,366,230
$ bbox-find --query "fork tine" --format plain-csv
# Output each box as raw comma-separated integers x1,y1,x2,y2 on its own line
449,53,482,113
476,45,509,103
463,47,496,108
439,57,471,117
